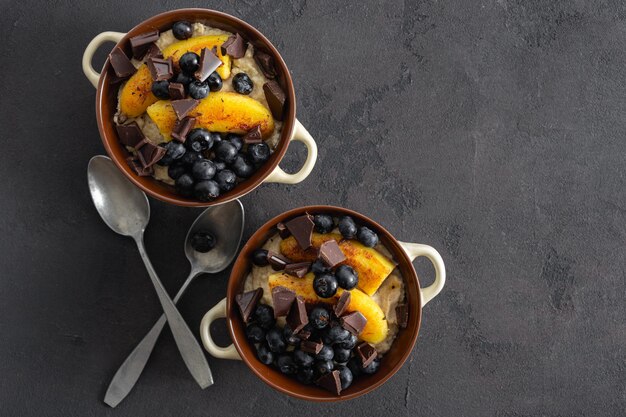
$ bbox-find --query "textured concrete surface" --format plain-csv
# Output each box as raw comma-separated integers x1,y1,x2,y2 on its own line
1,0,625,415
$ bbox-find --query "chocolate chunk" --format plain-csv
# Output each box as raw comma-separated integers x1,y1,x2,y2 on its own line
133,138,150,150
115,122,144,147
271,286,296,318
171,117,196,142
130,30,159,59
396,304,408,328
235,288,263,323
285,214,315,250
267,250,290,271
171,98,199,120
142,42,162,60
195,47,222,82
284,262,311,278
286,296,308,333
168,82,186,100
147,57,173,81
137,142,166,168
263,80,286,121
253,49,276,79
276,222,291,238
316,370,342,395
340,311,367,335
333,291,351,317
220,33,247,58
242,125,262,144
356,343,378,368
318,240,346,268
126,157,153,176
297,329,312,340
108,47,136,78
300,339,323,355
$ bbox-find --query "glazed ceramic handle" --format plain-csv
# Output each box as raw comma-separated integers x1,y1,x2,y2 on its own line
82,31,125,88
200,298,242,360
398,242,446,306
263,119,318,184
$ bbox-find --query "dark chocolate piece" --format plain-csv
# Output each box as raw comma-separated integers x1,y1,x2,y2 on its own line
253,49,276,79
286,296,308,333
271,286,296,318
396,304,408,328
171,117,196,142
242,125,262,144
276,222,291,238
267,250,290,271
147,57,173,81
142,42,162,60
235,288,263,323
340,311,367,335
108,47,136,78
285,214,315,250
356,342,378,368
284,262,311,278
133,138,150,150
333,291,351,317
263,80,286,121
171,98,199,120
195,47,222,82
130,30,159,59
115,122,144,147
316,370,342,395
300,339,323,355
126,157,153,176
318,240,346,268
297,329,312,340
137,142,166,168
220,33,247,58
168,82,186,100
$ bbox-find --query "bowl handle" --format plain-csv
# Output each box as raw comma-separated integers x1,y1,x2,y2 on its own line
263,119,318,184
398,242,446,307
82,31,126,88
199,298,242,360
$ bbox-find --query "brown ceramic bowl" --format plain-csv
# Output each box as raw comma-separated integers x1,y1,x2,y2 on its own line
200,206,446,401
82,9,317,206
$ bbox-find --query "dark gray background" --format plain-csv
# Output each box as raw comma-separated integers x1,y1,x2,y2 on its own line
1,0,625,415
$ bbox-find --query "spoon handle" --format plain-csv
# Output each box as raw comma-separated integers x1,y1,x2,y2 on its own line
134,238,213,388
104,270,198,408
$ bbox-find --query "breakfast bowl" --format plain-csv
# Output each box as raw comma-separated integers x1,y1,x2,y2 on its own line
199,206,446,401
82,9,317,206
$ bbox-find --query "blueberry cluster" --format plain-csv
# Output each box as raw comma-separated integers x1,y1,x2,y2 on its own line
157,129,270,201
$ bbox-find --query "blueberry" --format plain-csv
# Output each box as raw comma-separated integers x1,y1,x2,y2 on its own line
215,169,237,192
179,52,200,75
190,231,216,252
151,80,170,99
362,358,380,374
277,355,297,374
230,154,255,178
174,72,194,90
214,141,238,163
232,72,254,94
207,72,223,91
189,80,209,99
311,260,329,275
293,349,314,368
283,324,301,346
315,345,334,361
337,366,353,389
168,162,187,180
181,150,202,166
347,357,363,377
245,324,265,343
326,325,350,345
193,180,220,201
210,132,223,145
338,216,357,239
251,248,269,266
186,128,214,152
247,142,270,165
313,273,338,298
172,21,193,40
309,307,330,330
297,367,315,384
213,160,227,171
333,346,351,363
226,133,243,151
158,141,186,166
335,264,358,290
357,227,379,248
338,333,358,350
256,343,273,365
191,159,216,181
265,327,286,353
254,304,275,329
313,214,334,234
315,359,334,376
175,173,194,197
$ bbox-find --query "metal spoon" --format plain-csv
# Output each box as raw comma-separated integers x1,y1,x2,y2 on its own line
87,156,212,393
104,198,244,407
